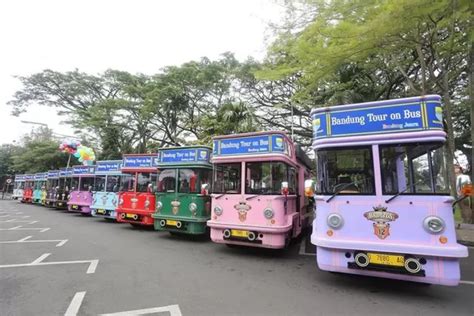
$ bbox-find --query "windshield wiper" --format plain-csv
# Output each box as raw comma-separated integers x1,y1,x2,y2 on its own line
326,180,360,203
385,182,421,203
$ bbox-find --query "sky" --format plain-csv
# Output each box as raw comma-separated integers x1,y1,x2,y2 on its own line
0,0,283,144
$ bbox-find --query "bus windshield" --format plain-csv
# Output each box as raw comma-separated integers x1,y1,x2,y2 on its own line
106,175,121,192
380,142,449,195
245,162,296,195
94,176,106,192
316,147,375,195
71,177,80,191
80,177,95,191
157,169,176,193
136,172,157,193
120,174,135,192
178,168,212,193
15,182,24,189
213,163,241,194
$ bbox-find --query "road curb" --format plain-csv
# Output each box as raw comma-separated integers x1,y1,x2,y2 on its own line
458,239,474,247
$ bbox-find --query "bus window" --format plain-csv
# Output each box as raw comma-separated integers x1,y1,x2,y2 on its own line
158,169,176,193
316,147,375,195
106,175,120,192
380,143,449,195
245,162,290,195
94,176,106,192
120,174,135,192
213,163,241,194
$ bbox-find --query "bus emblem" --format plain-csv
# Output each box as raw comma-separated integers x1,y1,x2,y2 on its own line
234,201,251,222
171,200,181,215
364,206,399,240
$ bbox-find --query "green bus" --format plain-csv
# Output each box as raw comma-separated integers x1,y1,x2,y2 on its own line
152,146,212,235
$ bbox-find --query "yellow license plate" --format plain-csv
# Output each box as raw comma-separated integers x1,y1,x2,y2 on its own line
57,203,62,206
126,213,136,219
231,229,249,238
368,253,404,267
72,205,78,209
166,220,178,226
97,209,105,214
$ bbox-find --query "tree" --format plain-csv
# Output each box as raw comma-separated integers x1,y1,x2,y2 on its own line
9,127,70,173
262,0,472,192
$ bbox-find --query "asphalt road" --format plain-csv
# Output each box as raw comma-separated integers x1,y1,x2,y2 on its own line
0,200,473,316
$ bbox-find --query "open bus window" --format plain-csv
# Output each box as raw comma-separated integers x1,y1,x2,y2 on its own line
178,168,212,194
120,174,135,192
380,143,449,195
106,175,120,192
213,163,241,194
316,147,375,195
245,162,295,195
71,178,79,191
157,169,176,193
94,176,106,192
81,178,94,191
136,172,157,193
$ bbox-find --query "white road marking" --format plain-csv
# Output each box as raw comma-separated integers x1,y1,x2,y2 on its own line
86,260,99,274
460,280,474,285
0,215,30,218
0,226,50,232
64,291,86,316
298,237,316,256
100,304,182,316
0,238,68,247
0,220,38,224
0,254,99,274
31,253,51,264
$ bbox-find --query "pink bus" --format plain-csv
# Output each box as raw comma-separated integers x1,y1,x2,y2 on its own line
307,95,469,285
207,131,313,249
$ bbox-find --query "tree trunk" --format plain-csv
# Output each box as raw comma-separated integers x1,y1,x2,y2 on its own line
441,74,457,196
469,35,474,185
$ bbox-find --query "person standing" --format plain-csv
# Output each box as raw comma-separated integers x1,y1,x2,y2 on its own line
455,164,472,224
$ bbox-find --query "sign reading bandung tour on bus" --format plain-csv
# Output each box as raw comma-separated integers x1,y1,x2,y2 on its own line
122,155,159,168
213,134,287,156
311,95,444,139
158,148,211,165
96,160,122,174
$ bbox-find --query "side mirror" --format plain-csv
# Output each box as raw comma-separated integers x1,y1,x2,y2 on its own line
461,184,474,196
281,181,289,196
304,179,315,198
201,183,209,196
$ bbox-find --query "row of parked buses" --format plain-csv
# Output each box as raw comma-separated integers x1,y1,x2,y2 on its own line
11,95,471,286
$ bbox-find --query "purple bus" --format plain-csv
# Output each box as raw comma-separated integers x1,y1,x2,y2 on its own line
307,95,468,286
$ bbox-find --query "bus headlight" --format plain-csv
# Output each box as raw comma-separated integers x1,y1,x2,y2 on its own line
327,213,343,229
423,216,445,234
214,206,223,216
263,208,274,219
189,203,197,212
157,201,163,210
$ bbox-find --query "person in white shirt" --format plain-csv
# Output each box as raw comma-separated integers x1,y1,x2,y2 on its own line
455,164,472,224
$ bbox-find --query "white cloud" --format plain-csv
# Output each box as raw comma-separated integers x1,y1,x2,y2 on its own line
0,0,283,144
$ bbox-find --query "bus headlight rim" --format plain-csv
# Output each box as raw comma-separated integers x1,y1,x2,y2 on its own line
214,205,223,216
327,213,344,229
263,208,274,219
423,216,445,234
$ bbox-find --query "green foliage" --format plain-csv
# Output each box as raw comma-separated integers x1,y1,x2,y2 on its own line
11,140,69,173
